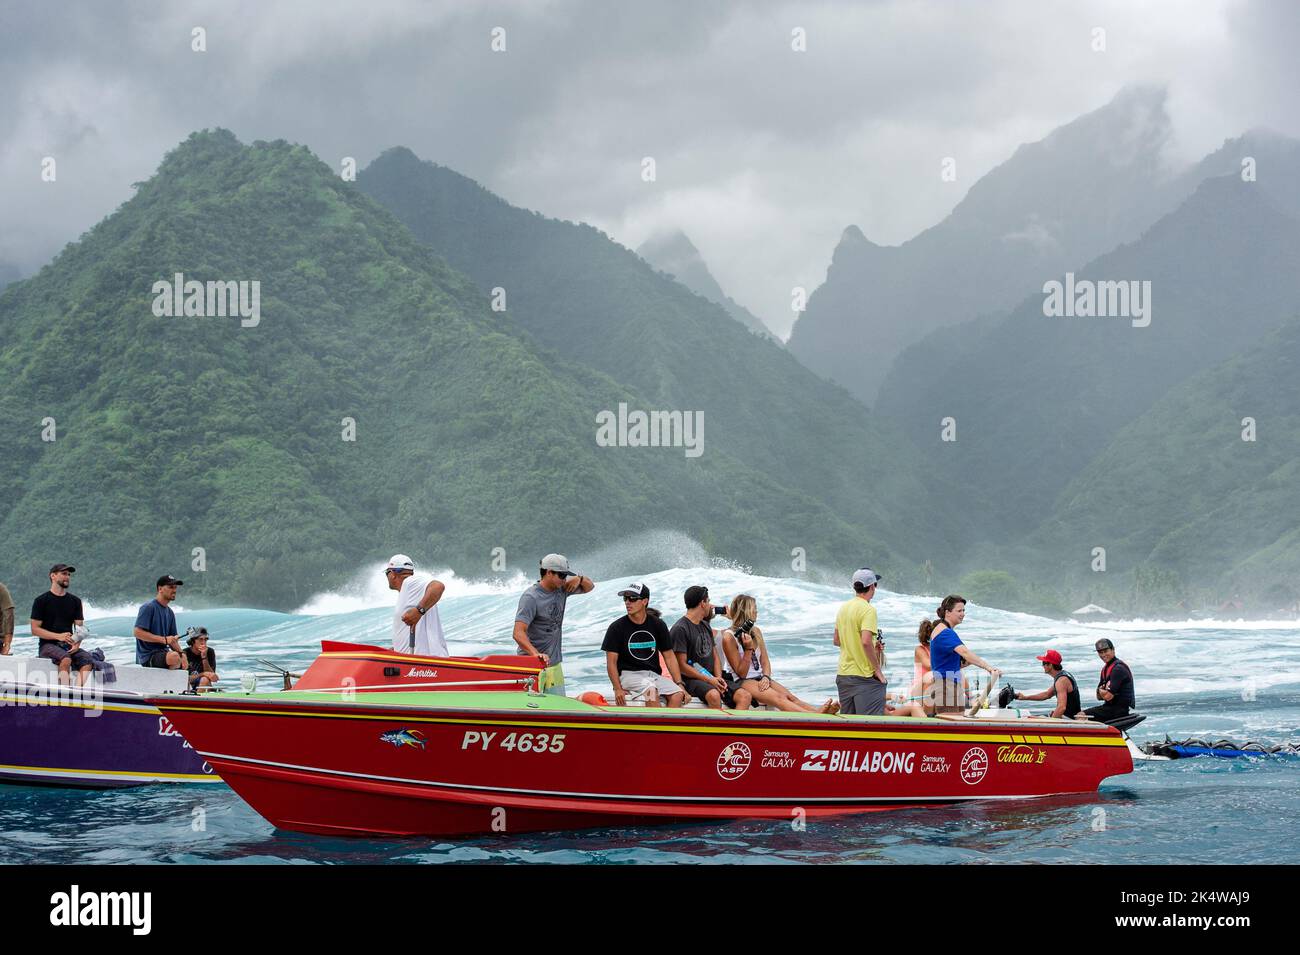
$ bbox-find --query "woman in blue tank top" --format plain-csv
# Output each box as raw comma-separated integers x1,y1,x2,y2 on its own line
919,596,1002,713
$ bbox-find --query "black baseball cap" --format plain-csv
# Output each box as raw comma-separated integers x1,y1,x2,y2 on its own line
618,582,650,601
49,563,75,574
1095,638,1115,651
684,585,710,609
156,575,184,588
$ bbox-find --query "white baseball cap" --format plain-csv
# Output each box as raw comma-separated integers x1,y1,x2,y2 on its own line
539,553,573,575
852,567,882,589
386,554,415,572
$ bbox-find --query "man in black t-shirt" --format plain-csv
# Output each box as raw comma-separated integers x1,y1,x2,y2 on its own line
670,585,750,709
1082,638,1135,723
29,563,93,686
602,582,689,707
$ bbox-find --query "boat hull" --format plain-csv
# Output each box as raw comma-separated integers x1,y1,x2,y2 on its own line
0,682,220,788
152,692,1133,837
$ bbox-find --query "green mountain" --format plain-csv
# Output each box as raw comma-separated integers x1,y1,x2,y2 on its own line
0,130,946,610
0,262,22,295
635,230,773,338
875,172,1300,544
787,87,1246,405
356,147,965,577
1030,317,1300,612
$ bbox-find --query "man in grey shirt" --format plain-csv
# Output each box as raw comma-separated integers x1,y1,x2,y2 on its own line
513,553,594,695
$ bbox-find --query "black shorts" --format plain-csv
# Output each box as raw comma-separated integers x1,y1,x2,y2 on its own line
1083,702,1130,724
683,677,720,704
38,642,94,668
141,649,173,669
723,677,751,707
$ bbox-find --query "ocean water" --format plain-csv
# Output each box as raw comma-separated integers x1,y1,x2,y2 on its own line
4,565,1298,865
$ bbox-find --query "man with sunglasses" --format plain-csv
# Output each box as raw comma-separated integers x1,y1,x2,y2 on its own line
384,554,447,656
1013,649,1081,718
1082,638,1135,723
513,553,594,695
602,582,689,707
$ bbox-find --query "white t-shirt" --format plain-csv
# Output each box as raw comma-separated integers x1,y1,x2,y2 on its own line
392,573,448,656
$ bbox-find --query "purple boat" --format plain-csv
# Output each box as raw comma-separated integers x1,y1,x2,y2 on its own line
0,655,221,788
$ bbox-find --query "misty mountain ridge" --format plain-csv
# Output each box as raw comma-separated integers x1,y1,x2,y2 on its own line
357,146,970,571
635,230,773,337
786,85,1267,405
875,167,1300,575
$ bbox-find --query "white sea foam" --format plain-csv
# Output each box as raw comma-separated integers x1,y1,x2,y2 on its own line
293,563,531,616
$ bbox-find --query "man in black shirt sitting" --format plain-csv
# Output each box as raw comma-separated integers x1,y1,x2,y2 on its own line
29,563,93,687
602,583,689,707
1082,638,1135,723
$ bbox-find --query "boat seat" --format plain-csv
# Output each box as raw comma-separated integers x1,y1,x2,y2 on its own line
0,655,189,695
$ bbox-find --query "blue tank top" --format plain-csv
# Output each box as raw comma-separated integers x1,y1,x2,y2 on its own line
929,627,964,680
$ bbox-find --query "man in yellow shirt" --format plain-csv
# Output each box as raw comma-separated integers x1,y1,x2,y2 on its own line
833,568,887,715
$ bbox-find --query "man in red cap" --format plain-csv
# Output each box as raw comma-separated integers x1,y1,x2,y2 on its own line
1014,650,1081,719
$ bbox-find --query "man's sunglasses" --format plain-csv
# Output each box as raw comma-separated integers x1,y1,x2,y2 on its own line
622,595,645,603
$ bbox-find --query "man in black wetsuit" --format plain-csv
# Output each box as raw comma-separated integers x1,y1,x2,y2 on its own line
1014,649,1081,718
1082,638,1135,723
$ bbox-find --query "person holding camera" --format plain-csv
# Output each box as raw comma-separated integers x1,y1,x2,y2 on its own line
670,585,750,709
720,594,838,713
134,574,185,669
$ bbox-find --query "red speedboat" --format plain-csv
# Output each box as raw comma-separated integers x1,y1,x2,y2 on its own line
152,673,1133,838
291,641,544,693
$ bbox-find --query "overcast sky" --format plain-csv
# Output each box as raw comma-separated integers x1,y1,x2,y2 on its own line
3,0,1298,335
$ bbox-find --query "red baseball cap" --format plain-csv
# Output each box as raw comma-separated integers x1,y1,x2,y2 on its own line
1036,650,1063,665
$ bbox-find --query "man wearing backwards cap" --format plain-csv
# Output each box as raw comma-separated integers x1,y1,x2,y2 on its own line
513,554,594,695
832,568,888,715
384,555,448,656
30,563,92,685
1014,650,1081,719
134,574,185,669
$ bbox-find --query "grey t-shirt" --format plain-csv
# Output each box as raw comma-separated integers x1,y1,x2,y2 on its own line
515,582,569,663
670,616,716,675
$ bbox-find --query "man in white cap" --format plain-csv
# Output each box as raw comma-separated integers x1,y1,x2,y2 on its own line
513,554,594,695
384,554,447,656
832,567,887,715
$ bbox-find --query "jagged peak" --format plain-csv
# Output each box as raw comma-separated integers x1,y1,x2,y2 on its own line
636,229,702,259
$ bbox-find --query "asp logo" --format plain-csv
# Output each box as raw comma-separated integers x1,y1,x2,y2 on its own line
717,742,751,780
960,747,989,785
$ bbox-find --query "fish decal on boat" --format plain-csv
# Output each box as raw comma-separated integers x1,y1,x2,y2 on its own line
380,729,427,749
